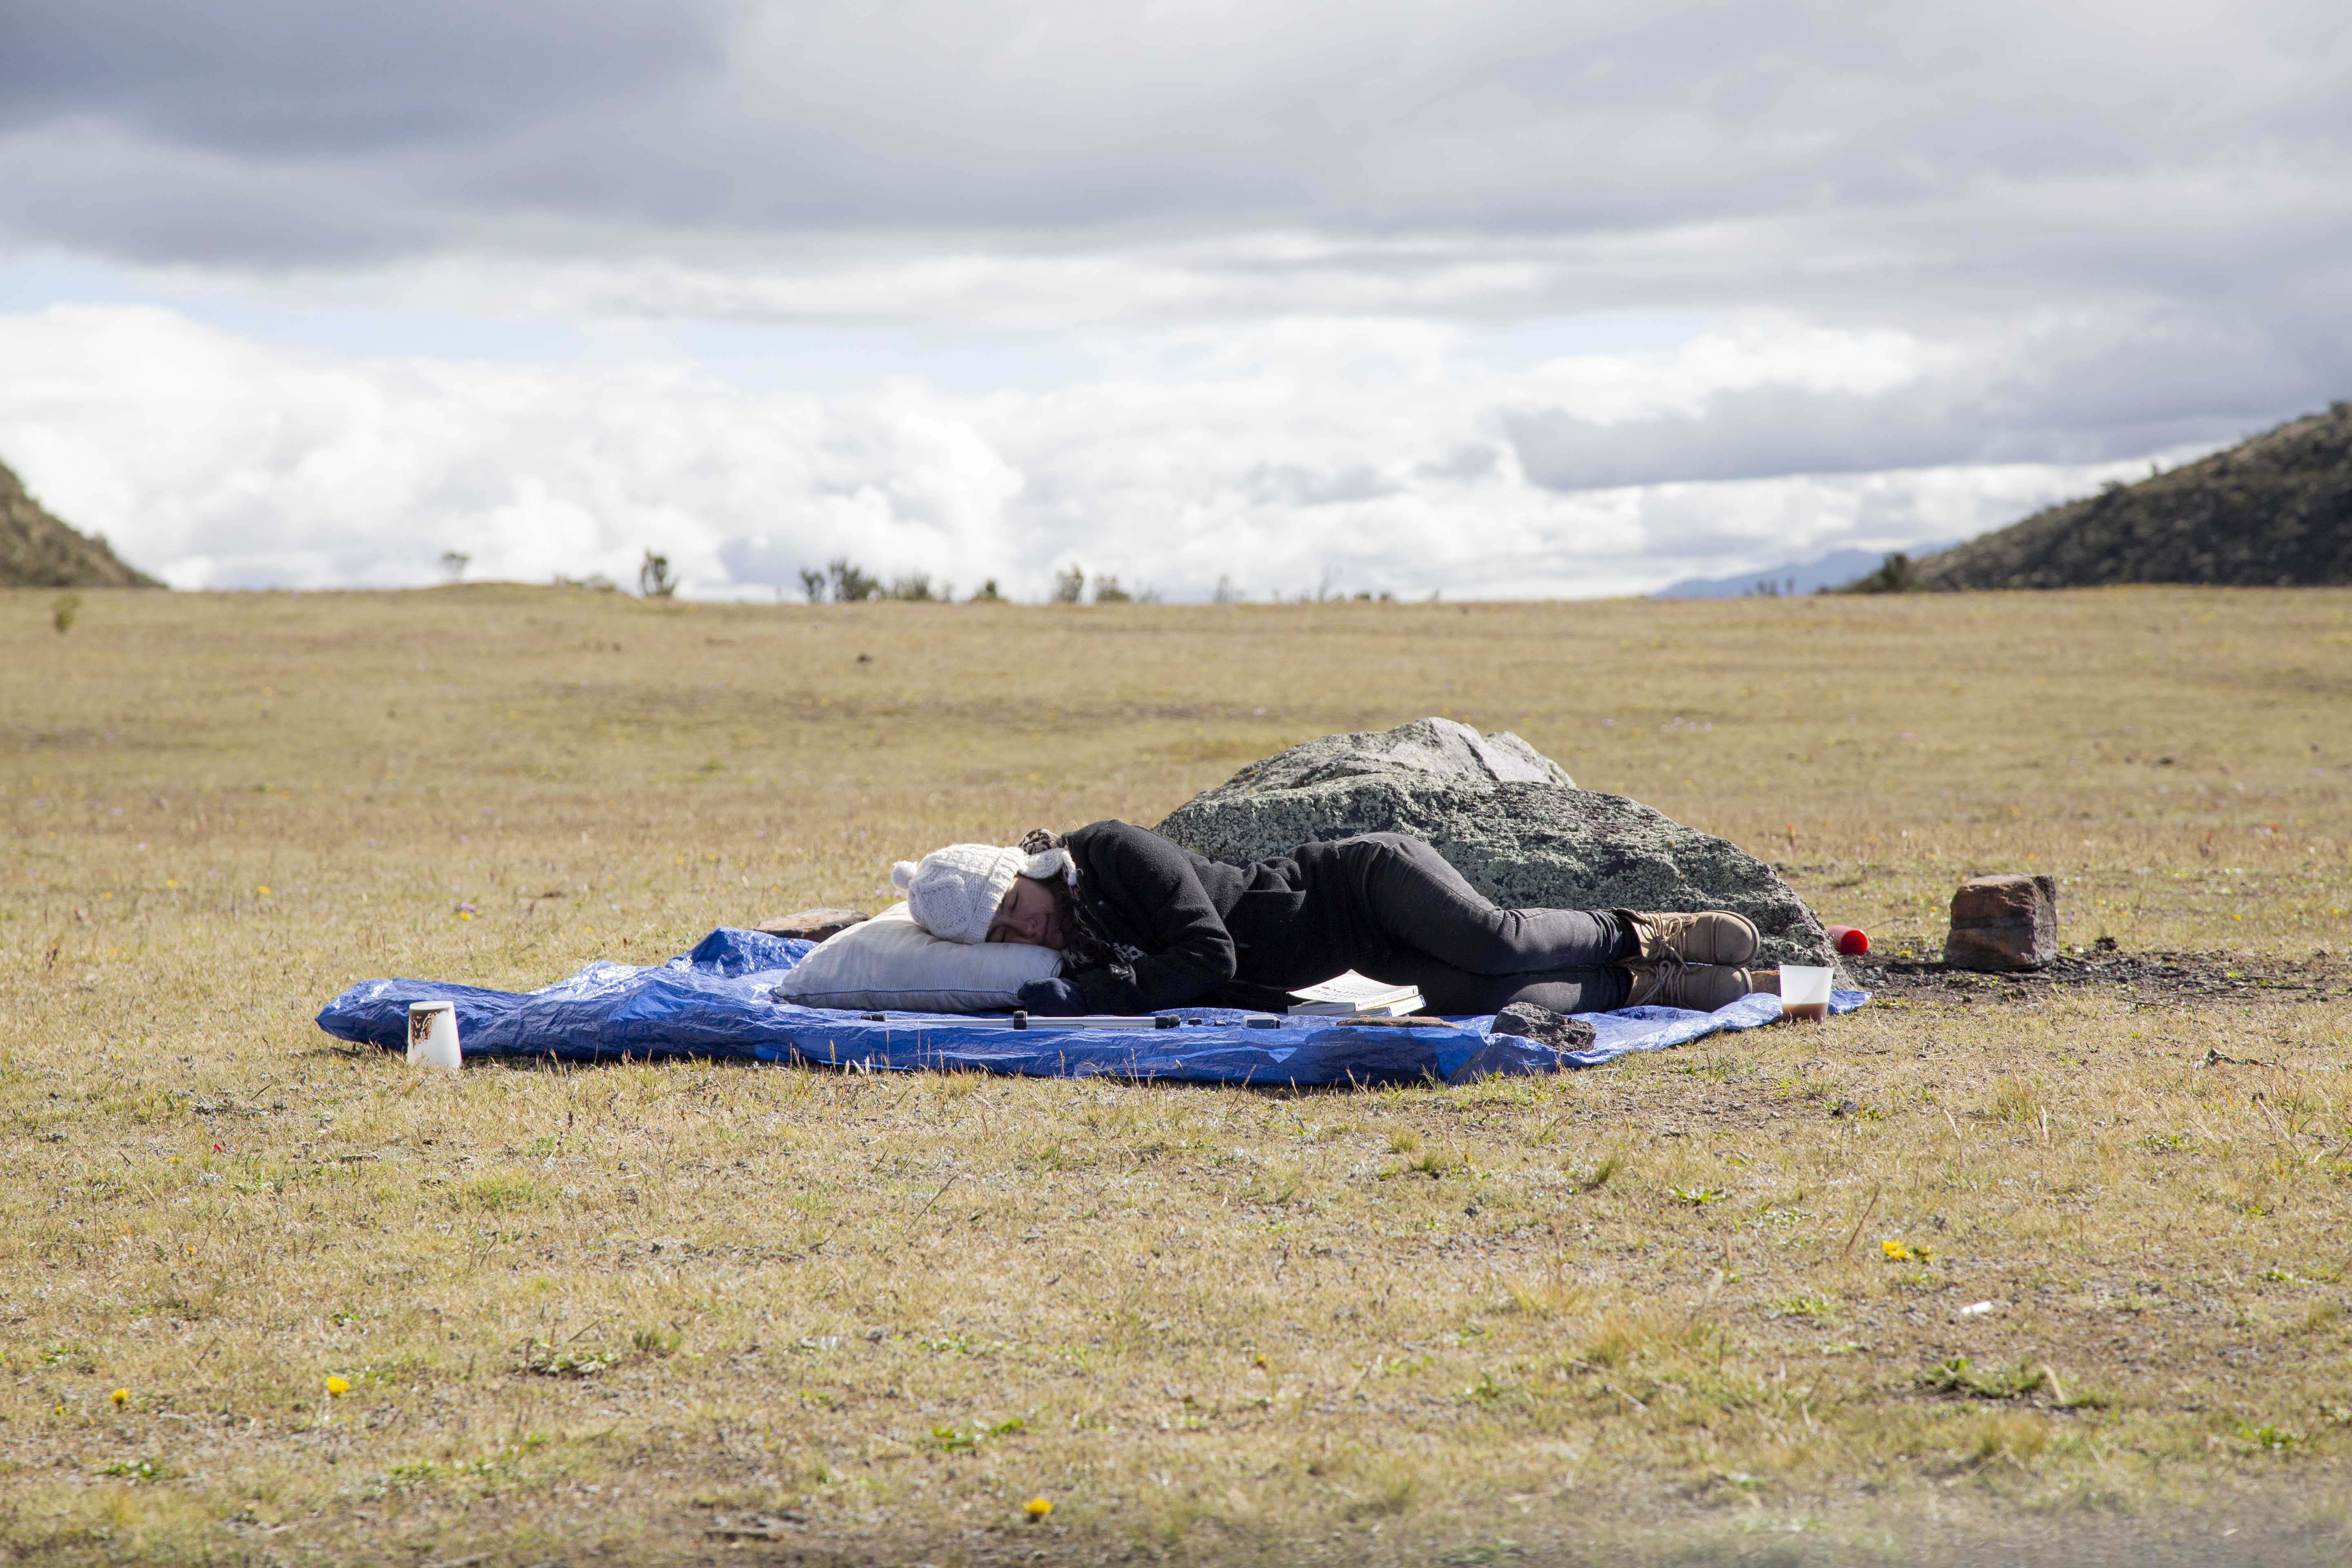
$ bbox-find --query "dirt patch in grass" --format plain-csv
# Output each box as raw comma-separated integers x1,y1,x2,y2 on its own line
1850,943,2352,1007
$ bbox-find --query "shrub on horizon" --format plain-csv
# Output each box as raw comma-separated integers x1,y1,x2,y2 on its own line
794,559,967,602
1837,552,1920,595
821,558,882,602
638,550,678,598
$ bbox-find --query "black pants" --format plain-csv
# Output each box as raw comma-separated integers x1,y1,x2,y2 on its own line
1313,834,1634,1015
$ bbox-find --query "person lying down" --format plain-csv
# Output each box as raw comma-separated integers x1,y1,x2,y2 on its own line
889,819,1766,1018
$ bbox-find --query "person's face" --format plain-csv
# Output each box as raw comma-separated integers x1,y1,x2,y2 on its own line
986,875,1064,949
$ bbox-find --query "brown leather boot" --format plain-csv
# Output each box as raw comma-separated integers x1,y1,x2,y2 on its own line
1622,956,1756,1012
1620,909,1760,967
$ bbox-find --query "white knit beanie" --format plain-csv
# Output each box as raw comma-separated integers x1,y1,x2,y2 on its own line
890,841,1076,944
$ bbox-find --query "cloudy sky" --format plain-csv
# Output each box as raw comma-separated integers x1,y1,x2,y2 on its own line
2,0,2346,598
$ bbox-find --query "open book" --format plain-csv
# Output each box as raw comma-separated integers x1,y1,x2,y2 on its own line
1287,970,1427,1017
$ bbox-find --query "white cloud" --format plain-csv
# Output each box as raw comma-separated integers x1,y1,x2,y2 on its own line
0,302,2202,600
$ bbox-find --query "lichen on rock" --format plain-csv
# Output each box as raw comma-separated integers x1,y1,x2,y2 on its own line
1155,717,1834,969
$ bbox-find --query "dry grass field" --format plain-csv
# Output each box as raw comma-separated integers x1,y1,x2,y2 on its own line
4,584,2351,1566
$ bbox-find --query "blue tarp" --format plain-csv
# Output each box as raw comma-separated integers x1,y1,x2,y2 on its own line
315,927,1869,1087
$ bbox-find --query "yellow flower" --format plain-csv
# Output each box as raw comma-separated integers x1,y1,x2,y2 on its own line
326,1376,350,1397
256,885,272,895
1024,1497,1054,1520
1881,1239,1913,1261
110,1388,128,1406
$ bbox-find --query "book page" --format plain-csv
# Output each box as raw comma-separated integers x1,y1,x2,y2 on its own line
1287,970,1419,1005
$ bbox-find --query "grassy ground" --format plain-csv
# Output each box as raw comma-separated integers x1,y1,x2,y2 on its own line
3,584,2350,1566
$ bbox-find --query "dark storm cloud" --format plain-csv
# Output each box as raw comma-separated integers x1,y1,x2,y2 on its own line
2,0,2345,258
0,0,722,151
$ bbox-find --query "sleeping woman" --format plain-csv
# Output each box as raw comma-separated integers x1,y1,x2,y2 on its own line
887,820,1761,1018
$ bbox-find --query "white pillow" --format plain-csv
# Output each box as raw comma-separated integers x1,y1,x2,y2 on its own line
772,902,1064,1012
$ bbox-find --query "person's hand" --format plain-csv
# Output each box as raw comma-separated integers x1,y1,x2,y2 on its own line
1014,978,1085,1016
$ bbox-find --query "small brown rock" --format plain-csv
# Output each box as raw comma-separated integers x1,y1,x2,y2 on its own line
754,907,871,942
1943,874,2057,971
1491,1001,1598,1051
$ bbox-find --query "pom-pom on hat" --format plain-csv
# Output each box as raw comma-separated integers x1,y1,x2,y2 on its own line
889,840,1075,945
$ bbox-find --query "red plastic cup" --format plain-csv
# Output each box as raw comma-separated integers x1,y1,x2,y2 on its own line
1826,925,1869,956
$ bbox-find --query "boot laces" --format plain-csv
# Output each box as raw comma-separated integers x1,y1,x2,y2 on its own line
1637,949,1691,1005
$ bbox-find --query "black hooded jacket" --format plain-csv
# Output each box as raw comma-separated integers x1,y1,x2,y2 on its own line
1060,820,1356,1013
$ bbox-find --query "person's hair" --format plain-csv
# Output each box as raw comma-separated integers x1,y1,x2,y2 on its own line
1020,829,1114,973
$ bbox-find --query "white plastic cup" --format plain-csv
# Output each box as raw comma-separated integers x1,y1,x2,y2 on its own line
407,1000,462,1072
1780,964,1834,1022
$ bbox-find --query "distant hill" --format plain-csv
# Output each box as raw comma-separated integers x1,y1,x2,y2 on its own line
1656,545,1954,599
1841,403,2352,592
0,459,161,588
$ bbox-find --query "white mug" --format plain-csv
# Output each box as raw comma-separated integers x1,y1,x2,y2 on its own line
407,1000,462,1072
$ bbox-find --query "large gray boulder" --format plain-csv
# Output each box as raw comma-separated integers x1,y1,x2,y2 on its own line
1155,717,1834,969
